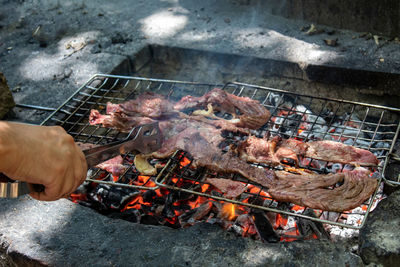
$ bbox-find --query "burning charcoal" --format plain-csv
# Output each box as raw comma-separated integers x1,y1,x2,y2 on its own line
142,190,156,203
162,194,177,218
192,201,213,221
296,209,330,240
88,184,139,210
174,183,201,201
235,214,256,236
251,211,280,243
179,201,213,227
266,92,284,107
321,211,341,222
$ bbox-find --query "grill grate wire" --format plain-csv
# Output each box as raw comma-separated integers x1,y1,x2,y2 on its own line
40,74,400,229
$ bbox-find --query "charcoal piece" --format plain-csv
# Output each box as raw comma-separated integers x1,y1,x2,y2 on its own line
153,197,166,205
179,201,213,227
162,194,177,218
143,190,156,203
251,211,279,243
178,209,196,226
140,215,161,226
172,184,200,201
296,209,330,240
108,209,141,223
234,214,255,236
89,184,139,210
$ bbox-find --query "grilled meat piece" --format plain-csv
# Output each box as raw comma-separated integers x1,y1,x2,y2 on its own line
206,178,247,198
174,88,270,129
239,136,378,167
304,140,378,166
151,125,276,188
95,155,127,176
114,92,176,118
89,110,155,132
239,135,282,166
268,167,378,212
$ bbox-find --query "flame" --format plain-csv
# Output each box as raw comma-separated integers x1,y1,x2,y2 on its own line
220,203,237,221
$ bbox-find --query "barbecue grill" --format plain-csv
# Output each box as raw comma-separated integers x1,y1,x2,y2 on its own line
41,74,400,230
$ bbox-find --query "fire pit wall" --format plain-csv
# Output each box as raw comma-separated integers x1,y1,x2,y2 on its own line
123,45,400,108
1,45,400,266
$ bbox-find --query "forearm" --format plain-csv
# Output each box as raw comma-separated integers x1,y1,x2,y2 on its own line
0,121,19,175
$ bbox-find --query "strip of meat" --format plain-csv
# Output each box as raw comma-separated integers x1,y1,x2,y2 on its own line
95,155,127,176
112,92,176,118
206,178,247,198
305,140,378,166
174,88,270,129
238,136,282,166
178,113,250,134
268,167,378,212
89,110,155,132
239,136,378,167
151,126,276,188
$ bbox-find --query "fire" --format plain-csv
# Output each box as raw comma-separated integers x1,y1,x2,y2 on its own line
76,153,322,243
220,203,237,221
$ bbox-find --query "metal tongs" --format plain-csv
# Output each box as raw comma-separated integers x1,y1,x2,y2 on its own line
83,122,162,168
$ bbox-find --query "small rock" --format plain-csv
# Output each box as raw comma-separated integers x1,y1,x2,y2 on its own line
111,32,132,44
323,38,338,47
224,18,231,24
0,73,16,119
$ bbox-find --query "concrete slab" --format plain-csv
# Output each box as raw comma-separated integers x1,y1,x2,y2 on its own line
0,196,363,267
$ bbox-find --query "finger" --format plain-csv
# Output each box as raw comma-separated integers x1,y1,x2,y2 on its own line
70,148,86,194
60,168,77,199
76,144,88,185
29,184,58,201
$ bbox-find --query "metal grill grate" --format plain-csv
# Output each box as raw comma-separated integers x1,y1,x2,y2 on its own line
41,74,400,229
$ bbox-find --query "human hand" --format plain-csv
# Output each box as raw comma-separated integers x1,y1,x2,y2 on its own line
0,122,87,201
